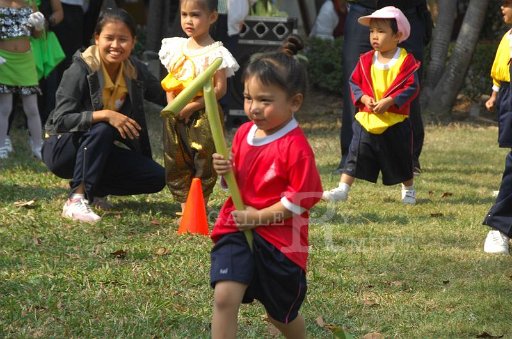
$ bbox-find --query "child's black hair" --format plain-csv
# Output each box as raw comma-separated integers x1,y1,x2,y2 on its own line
243,34,307,98
180,0,219,12
94,8,137,38
369,18,399,35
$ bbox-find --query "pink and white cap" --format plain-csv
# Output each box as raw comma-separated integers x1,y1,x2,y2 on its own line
357,6,411,43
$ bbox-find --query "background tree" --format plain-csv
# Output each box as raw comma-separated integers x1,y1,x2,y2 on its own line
420,0,457,109
423,0,490,116
145,0,180,52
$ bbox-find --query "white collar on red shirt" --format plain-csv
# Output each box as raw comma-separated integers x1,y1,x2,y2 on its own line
373,47,402,70
247,117,298,146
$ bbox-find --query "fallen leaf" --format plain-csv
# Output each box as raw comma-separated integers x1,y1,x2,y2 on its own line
316,316,326,328
150,219,161,226
445,307,455,314
430,213,444,217
14,200,36,208
476,332,503,338
330,325,351,338
362,332,385,339
155,247,169,256
315,316,355,338
389,281,403,287
110,249,127,259
33,237,42,245
441,192,453,198
363,298,379,307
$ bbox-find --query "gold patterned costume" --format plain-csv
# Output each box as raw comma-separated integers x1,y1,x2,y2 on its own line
158,37,239,202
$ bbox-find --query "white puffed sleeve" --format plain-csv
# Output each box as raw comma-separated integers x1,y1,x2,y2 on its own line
197,44,240,78
158,37,187,71
217,46,240,78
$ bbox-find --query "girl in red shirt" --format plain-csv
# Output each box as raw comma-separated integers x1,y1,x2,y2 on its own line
210,35,323,338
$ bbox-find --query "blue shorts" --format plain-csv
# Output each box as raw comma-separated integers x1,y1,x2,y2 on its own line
210,231,307,324
343,120,414,185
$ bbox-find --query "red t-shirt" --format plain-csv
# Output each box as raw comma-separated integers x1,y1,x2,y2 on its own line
211,119,323,270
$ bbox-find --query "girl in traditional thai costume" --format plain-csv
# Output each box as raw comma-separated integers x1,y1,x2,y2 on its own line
158,0,239,215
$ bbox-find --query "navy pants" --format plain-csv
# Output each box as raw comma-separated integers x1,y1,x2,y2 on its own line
340,3,427,170
483,82,512,236
484,151,512,237
42,123,165,202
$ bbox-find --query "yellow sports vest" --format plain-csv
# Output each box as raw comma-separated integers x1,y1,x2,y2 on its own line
490,30,512,89
355,48,408,134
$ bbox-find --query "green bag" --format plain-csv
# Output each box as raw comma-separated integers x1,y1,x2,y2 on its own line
30,30,65,80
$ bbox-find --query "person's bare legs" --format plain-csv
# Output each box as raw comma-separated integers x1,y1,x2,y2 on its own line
211,281,247,339
403,178,413,187
268,314,306,339
340,173,355,186
74,183,86,195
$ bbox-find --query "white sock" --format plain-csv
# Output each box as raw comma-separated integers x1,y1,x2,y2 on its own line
70,193,85,200
339,182,351,193
402,184,414,191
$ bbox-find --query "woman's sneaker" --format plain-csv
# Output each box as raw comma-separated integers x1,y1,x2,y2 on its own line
401,188,416,205
483,230,510,254
62,197,101,223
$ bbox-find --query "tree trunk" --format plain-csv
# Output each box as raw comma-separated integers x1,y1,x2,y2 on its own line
420,0,457,108
146,0,167,52
425,0,489,116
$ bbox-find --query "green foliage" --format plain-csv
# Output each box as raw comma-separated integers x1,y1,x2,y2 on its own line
304,37,343,96
250,0,287,17
476,0,507,41
462,41,498,100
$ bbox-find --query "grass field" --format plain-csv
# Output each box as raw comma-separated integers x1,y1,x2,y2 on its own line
1,104,511,338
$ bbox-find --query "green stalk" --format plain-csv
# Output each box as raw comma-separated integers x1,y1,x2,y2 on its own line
161,57,223,118
161,56,253,249
204,77,254,250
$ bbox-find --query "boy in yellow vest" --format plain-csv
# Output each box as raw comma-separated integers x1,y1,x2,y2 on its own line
323,6,420,204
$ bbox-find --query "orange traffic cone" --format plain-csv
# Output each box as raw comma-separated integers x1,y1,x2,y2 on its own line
178,178,209,235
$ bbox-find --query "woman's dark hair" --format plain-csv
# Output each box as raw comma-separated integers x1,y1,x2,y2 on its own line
94,8,137,38
180,0,218,12
243,34,307,98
